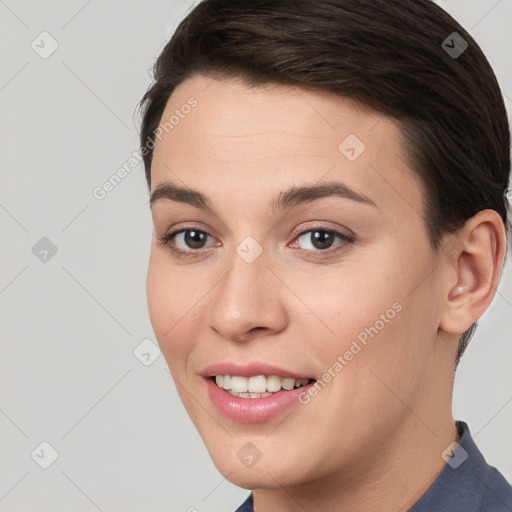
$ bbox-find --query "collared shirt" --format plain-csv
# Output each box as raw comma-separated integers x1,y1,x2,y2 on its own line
234,420,512,511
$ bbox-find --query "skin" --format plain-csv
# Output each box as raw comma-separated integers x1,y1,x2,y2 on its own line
146,75,506,511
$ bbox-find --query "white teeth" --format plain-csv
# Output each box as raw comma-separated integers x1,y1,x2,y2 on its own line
213,374,311,396
227,390,274,398
281,378,295,391
231,376,248,393
266,375,282,392
222,375,232,390
248,375,267,393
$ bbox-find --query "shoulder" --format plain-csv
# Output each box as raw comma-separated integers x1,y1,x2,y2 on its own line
480,464,512,511
233,493,253,512
410,420,512,512
456,420,512,511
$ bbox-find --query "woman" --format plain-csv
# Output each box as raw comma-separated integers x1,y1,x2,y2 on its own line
138,0,512,510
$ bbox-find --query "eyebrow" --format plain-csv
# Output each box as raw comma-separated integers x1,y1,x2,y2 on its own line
149,180,378,211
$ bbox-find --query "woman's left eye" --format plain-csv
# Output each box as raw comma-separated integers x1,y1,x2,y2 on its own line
291,229,354,254
157,227,353,258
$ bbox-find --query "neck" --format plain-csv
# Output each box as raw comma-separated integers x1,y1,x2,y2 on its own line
253,416,459,512
253,342,459,512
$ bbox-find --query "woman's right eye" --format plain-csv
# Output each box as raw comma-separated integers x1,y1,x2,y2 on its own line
157,228,218,258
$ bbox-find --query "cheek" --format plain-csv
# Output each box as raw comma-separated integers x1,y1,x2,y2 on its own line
278,260,399,351
146,251,199,373
286,253,433,385
146,253,171,338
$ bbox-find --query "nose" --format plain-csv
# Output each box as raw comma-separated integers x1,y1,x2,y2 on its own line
206,246,288,343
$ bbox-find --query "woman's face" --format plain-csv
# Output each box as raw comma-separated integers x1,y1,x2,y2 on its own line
146,75,453,489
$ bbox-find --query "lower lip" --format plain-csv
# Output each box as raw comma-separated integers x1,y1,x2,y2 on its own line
205,378,316,423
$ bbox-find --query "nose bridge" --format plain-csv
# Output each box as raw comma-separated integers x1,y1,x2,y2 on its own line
206,237,286,340
221,229,269,294
216,239,268,315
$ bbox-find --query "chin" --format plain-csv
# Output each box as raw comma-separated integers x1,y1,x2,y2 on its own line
206,442,311,490
221,464,300,490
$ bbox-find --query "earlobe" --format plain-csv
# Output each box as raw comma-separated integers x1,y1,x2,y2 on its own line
439,210,506,335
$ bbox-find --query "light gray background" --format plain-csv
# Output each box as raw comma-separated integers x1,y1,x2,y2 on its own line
0,1,511,511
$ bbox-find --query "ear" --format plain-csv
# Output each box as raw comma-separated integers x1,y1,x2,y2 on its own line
439,209,507,334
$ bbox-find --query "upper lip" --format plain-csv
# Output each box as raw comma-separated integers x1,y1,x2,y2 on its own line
201,362,314,380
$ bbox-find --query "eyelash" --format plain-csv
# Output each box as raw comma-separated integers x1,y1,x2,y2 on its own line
156,225,354,259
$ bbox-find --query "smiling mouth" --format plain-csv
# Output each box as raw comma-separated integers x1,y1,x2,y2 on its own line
210,375,315,398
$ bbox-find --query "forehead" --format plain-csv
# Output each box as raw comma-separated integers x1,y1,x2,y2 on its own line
155,75,389,156
150,75,423,220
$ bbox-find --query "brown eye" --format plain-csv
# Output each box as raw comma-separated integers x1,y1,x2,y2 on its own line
295,229,352,253
157,228,217,258
179,229,209,249
309,230,336,250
